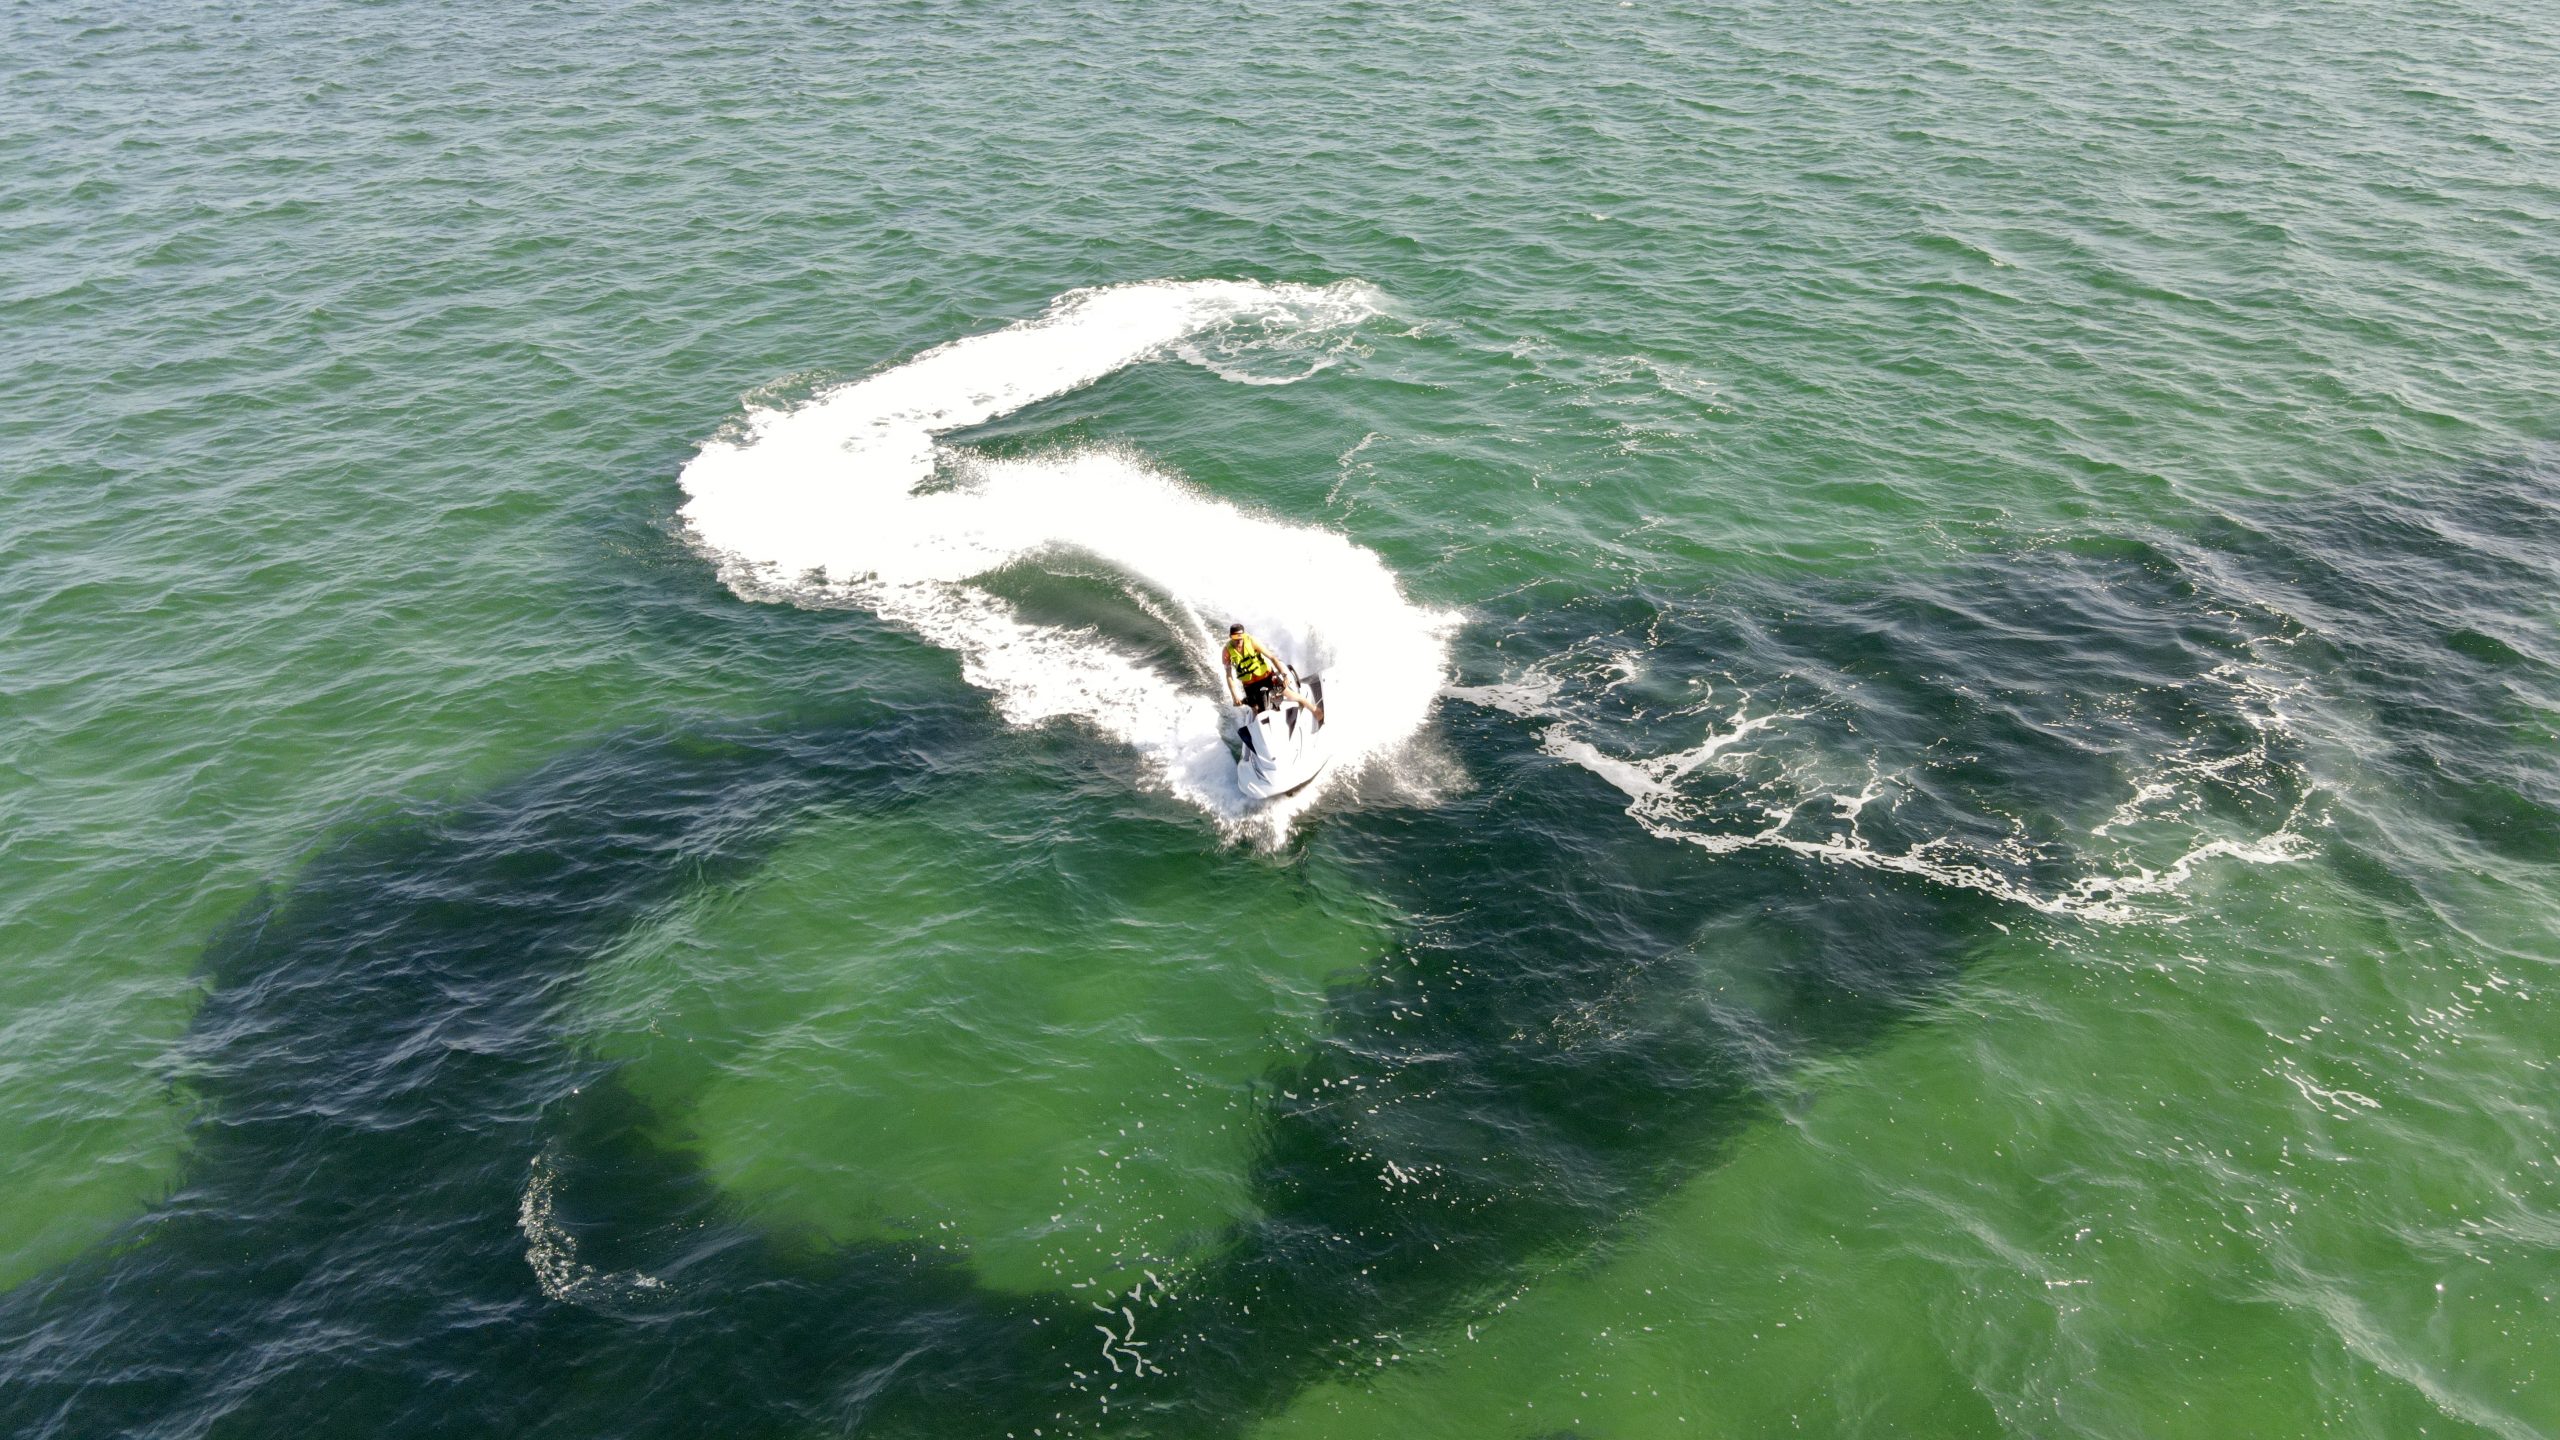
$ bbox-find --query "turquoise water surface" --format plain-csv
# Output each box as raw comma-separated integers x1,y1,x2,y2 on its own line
5,2,2558,1436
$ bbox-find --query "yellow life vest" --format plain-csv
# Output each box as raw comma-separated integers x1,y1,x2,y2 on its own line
1224,634,1275,683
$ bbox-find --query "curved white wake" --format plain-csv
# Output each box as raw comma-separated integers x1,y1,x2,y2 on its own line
677,280,1450,836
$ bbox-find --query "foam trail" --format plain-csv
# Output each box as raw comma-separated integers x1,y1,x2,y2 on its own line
1462,653,2315,923
1553,706,2310,922
677,280,1450,837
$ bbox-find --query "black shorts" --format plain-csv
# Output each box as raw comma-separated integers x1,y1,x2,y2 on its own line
1241,674,1283,709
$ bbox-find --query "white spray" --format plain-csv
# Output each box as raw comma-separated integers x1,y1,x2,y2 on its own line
676,280,1453,838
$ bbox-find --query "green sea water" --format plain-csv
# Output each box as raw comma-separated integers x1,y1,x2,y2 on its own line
5,2,2558,1436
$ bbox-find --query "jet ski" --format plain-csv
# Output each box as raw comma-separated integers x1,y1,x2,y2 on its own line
1234,662,1330,801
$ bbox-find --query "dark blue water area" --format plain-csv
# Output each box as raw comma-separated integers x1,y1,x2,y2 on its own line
3,463,2554,1438
2180,465,2560,868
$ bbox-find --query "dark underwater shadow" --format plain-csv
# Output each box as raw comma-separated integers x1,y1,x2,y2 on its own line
0,700,1032,1438
0,681,2007,1440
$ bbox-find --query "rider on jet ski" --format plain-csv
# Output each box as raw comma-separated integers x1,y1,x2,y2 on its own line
1224,622,1331,799
1223,623,1295,712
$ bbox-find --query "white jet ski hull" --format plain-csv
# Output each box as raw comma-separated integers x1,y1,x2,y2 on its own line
1234,666,1330,801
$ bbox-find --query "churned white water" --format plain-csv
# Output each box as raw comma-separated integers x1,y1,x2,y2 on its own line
677,280,1453,836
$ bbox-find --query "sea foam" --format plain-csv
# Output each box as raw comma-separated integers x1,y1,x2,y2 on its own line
677,280,1451,837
